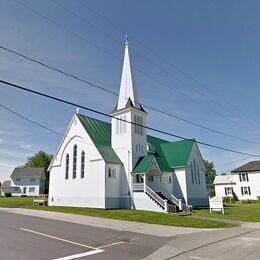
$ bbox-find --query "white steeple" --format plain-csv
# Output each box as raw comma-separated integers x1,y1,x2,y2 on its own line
117,35,140,110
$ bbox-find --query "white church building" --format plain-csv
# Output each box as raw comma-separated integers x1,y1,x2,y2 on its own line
48,38,208,213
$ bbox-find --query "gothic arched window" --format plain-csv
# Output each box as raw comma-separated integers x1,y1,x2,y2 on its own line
73,145,77,179
81,151,85,178
65,154,69,179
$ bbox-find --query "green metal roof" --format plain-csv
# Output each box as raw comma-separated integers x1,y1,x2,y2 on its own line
133,155,154,174
77,114,122,164
77,114,195,169
139,137,195,173
161,140,194,168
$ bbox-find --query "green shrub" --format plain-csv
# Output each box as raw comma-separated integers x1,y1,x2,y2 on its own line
4,192,12,197
257,196,260,202
241,199,258,204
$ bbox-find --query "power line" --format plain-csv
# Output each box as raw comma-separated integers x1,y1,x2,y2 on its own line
13,0,121,62
78,0,259,126
216,156,255,168
1,44,260,145
14,0,249,125
1,102,257,171
0,103,96,148
1,78,260,158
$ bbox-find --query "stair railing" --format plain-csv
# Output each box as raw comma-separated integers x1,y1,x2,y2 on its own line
171,194,183,211
145,185,167,210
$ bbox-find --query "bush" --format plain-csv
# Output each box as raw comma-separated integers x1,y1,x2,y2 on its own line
242,199,258,204
257,196,260,201
4,192,12,197
21,195,27,197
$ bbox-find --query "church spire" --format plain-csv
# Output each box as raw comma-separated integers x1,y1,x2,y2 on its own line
117,35,140,110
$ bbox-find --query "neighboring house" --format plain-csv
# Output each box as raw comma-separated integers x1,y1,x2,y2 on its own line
0,181,15,196
4,167,46,196
48,38,209,213
214,161,260,200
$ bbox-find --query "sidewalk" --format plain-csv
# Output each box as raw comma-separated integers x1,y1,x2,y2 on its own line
0,207,214,237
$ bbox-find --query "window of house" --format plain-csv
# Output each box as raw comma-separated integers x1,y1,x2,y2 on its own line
108,168,116,178
14,187,19,192
191,162,194,184
197,164,200,184
136,175,143,183
140,117,143,135
81,151,85,178
15,178,21,182
148,175,154,182
224,187,233,196
65,154,69,179
134,115,137,133
239,173,249,182
193,159,197,184
29,187,35,193
30,178,35,182
169,176,172,183
134,115,143,135
73,145,77,179
241,186,251,195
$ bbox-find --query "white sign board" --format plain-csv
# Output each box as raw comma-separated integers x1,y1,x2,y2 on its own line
209,196,224,214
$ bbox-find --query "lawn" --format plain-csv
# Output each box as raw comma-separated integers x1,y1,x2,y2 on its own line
0,197,33,207
193,202,260,222
0,197,236,228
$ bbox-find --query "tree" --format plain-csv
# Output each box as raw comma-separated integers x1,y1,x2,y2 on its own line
204,160,216,184
24,151,53,194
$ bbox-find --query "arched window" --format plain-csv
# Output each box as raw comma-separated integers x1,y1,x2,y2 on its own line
65,154,69,179
73,144,77,179
140,117,143,135
134,115,137,133
81,151,85,178
197,164,200,184
191,162,194,184
137,116,140,134
193,159,197,184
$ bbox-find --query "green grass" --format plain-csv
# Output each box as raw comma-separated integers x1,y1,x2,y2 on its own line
0,197,33,207
193,202,260,222
24,205,236,228
0,197,237,228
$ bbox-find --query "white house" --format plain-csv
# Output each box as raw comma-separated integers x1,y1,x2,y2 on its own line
1,167,45,196
214,160,260,200
48,38,209,213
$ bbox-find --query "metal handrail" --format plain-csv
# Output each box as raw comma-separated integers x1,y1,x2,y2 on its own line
145,185,165,209
171,194,180,206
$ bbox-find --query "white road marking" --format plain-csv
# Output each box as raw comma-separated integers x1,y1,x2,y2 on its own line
99,241,125,249
52,249,104,260
20,228,100,250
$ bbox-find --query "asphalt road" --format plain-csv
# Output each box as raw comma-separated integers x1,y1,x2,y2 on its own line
1,209,260,260
0,210,169,260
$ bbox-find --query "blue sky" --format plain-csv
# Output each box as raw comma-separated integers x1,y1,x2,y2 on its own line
1,0,260,182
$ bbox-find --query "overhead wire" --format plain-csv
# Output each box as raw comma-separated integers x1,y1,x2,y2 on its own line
1,44,260,145
1,79,260,158
13,0,251,125
78,0,259,126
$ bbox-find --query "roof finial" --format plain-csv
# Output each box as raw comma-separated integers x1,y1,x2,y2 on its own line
76,107,79,114
125,33,128,46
